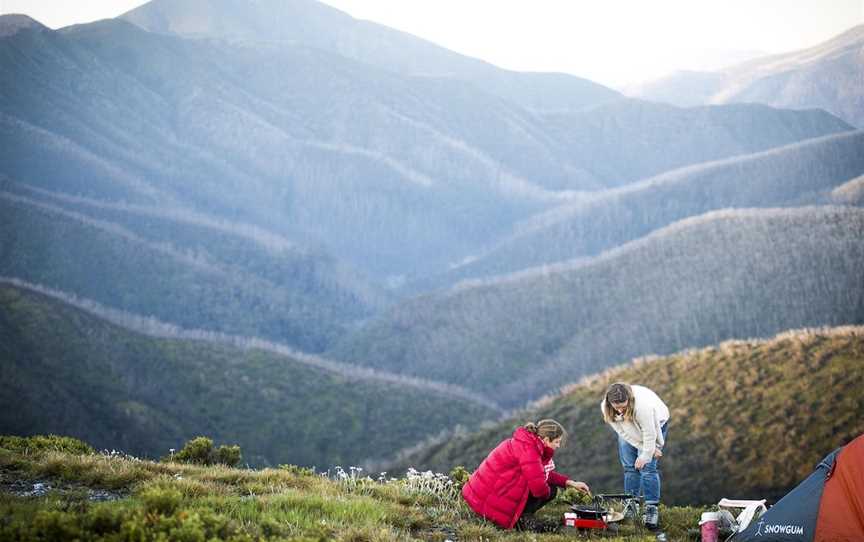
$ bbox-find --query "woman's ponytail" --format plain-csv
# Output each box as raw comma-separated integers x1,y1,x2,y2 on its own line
523,419,566,443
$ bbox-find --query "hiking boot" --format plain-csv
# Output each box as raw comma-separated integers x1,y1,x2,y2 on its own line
643,504,660,530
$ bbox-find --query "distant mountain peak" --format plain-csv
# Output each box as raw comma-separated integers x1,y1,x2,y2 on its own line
120,0,352,39
119,0,620,112
0,14,48,37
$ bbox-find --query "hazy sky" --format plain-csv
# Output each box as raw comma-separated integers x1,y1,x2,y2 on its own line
2,0,861,87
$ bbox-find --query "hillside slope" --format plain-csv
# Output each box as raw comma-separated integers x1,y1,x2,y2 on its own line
0,185,375,351
0,281,500,467
388,326,864,505
332,206,864,406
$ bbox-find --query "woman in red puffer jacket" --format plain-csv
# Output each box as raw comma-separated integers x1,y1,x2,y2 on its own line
462,419,591,529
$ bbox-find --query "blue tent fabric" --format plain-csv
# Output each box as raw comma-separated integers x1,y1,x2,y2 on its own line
732,449,840,542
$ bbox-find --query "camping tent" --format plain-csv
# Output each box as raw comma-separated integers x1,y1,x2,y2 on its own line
732,433,864,542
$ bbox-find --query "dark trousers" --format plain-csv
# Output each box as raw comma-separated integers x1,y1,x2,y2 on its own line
522,484,558,516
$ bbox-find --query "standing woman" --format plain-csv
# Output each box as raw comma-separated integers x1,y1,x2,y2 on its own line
601,382,669,530
462,419,591,530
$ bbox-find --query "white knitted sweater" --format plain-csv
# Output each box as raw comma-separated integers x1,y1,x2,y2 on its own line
600,385,670,463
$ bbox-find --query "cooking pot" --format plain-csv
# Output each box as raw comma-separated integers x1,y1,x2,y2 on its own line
570,504,608,520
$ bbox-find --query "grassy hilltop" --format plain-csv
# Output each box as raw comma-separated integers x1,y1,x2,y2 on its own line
0,435,703,541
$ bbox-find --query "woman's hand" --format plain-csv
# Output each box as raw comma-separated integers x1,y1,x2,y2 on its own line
566,480,591,495
635,448,662,470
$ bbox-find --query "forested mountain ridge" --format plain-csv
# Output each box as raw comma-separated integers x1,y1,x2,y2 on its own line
536,100,852,189
385,326,864,505
0,180,377,352
413,129,864,290
331,206,864,406
632,24,864,127
0,280,500,467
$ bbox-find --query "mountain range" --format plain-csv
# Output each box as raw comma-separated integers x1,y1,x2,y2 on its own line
0,9,854,286
2,0,863,470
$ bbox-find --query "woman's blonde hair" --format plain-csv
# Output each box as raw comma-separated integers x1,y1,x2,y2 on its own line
602,382,635,423
524,419,567,445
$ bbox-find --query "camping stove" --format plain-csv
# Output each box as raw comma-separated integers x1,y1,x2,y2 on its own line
564,508,607,529
564,493,638,531
565,502,610,530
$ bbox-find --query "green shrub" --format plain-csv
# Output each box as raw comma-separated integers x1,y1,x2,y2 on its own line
215,445,242,468
31,510,84,541
448,466,470,489
173,437,214,465
169,437,242,467
0,435,95,455
81,506,124,536
141,487,183,515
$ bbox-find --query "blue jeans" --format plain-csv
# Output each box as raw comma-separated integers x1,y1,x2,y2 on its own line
618,422,668,504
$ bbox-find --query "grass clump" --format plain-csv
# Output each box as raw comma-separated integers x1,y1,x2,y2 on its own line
0,435,94,456
33,451,157,489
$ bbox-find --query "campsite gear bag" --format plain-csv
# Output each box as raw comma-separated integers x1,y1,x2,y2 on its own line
717,499,767,533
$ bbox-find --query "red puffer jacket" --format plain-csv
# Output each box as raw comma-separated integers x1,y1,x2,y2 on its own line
462,427,569,529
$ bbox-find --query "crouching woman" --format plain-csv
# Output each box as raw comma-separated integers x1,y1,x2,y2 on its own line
461,419,590,529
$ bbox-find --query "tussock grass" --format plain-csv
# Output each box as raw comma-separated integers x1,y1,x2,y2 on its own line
29,451,167,489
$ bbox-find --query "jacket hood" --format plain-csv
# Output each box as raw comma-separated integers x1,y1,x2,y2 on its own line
513,427,555,460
